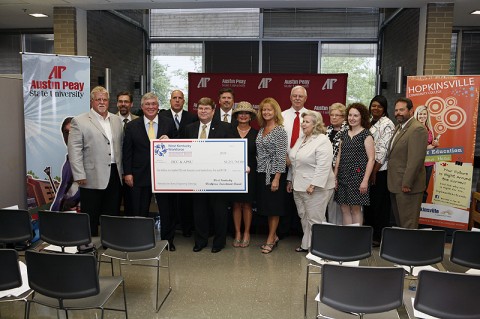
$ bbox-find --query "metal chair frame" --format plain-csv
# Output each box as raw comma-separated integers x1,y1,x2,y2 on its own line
98,215,171,313
305,223,373,318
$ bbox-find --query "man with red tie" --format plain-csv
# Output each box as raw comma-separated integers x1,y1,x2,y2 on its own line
281,85,308,238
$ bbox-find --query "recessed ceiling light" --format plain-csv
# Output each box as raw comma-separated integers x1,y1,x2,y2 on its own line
471,10,480,15
29,13,48,18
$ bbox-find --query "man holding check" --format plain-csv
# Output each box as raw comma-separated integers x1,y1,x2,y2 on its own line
182,97,233,253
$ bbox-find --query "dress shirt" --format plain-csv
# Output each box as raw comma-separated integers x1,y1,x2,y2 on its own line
91,109,115,163
220,109,233,123
197,121,212,139
119,114,133,122
143,115,158,138
282,106,307,150
170,109,183,123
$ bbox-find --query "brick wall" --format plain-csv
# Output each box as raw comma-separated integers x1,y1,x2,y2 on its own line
87,10,145,113
53,7,77,55
380,9,420,115
424,3,454,75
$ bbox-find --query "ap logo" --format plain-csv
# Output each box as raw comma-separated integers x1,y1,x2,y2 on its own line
258,78,272,89
322,78,337,90
197,77,210,88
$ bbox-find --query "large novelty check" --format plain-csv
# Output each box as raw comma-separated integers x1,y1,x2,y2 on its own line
151,139,247,193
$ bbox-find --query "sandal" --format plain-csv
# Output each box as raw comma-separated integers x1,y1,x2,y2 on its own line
261,236,279,250
232,239,242,248
295,247,308,252
240,239,250,248
261,243,275,254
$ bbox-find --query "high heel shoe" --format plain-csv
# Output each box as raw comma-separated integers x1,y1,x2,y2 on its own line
261,243,276,254
232,239,242,248
261,237,279,250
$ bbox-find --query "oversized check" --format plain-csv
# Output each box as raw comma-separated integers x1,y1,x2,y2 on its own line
151,139,248,193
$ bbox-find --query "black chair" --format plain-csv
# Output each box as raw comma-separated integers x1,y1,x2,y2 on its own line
38,210,93,254
305,223,373,318
450,230,480,270
0,249,32,319
379,227,445,278
414,270,480,319
318,264,405,319
0,209,33,250
25,250,127,319
98,215,171,312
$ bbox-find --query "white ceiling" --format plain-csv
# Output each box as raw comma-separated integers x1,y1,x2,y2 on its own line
0,0,478,30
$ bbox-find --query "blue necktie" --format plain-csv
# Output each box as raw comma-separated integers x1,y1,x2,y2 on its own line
174,114,180,130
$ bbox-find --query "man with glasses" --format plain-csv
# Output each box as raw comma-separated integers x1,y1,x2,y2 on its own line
123,92,176,250
68,86,124,236
116,91,138,127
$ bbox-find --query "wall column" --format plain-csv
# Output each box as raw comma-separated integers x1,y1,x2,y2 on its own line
423,3,454,75
53,7,77,55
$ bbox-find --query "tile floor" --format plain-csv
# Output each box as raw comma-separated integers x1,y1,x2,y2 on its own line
0,233,459,319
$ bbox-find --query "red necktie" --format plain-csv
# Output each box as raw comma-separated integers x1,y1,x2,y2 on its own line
291,111,300,148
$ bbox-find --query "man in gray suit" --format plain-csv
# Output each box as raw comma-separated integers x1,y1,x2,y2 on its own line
68,86,123,236
387,97,428,229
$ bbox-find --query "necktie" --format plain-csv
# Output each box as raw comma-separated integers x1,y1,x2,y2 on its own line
148,120,155,140
291,111,300,148
123,118,128,132
223,113,229,123
200,124,207,139
174,114,180,130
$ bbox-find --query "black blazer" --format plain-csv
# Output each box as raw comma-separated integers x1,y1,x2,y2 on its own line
123,116,175,187
183,120,233,139
213,109,238,127
159,109,198,138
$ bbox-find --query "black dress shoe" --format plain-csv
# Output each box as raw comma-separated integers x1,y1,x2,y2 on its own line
168,242,176,251
193,245,205,252
211,247,222,253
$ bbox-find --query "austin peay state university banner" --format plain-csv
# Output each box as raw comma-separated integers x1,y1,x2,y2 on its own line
22,53,90,211
188,73,348,124
407,75,480,229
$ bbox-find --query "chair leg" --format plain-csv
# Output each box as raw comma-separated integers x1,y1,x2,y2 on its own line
305,264,310,318
122,279,129,319
155,250,172,312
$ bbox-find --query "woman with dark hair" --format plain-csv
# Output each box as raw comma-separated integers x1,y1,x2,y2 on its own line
364,95,395,245
231,101,258,248
334,103,375,225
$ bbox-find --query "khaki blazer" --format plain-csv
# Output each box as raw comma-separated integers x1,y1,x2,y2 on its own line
387,118,428,194
68,110,123,189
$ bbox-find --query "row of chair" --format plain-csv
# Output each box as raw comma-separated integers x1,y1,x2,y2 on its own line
304,223,480,318
0,209,172,318
317,263,480,319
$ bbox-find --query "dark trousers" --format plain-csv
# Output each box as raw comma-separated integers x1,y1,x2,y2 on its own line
121,183,133,216
192,193,229,249
423,165,434,203
80,165,121,236
176,193,194,234
129,185,175,242
364,170,391,242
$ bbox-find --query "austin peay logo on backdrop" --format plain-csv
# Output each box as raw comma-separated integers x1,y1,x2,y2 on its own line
27,65,85,98
258,78,272,89
322,78,337,90
197,77,211,88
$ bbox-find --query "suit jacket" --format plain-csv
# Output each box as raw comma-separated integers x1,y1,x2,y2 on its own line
287,134,336,191
68,110,123,189
159,109,198,138
116,112,138,121
123,116,175,187
213,109,238,127
183,120,233,139
387,118,428,194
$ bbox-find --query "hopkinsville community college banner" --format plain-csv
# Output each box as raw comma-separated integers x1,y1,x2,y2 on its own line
407,75,480,229
22,53,90,210
188,73,348,125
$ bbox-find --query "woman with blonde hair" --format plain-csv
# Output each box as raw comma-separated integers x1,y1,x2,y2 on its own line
414,105,439,202
287,110,335,252
256,97,288,254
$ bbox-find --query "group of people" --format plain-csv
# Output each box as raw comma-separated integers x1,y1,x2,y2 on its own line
65,83,433,255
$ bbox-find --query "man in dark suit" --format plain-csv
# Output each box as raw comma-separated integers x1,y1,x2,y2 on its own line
159,89,198,138
68,86,123,236
387,97,428,229
123,92,177,250
159,89,198,237
213,87,238,126
183,97,233,253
